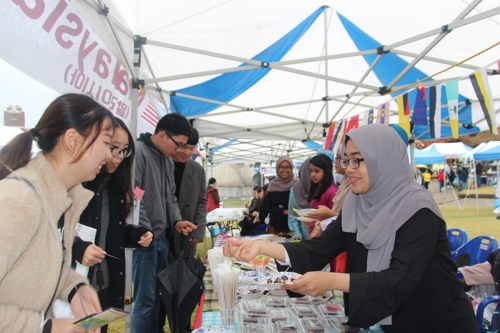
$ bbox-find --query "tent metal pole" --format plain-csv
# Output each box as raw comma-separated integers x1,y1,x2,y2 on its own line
96,0,136,81
329,54,383,122
270,64,379,90
144,65,260,83
147,39,262,66
384,4,500,51
387,0,481,90
277,49,376,66
391,49,482,71
124,34,142,333
198,119,303,140
141,48,170,110
323,6,330,123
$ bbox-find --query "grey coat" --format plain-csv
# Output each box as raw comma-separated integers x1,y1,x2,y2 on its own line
173,159,207,256
135,139,182,239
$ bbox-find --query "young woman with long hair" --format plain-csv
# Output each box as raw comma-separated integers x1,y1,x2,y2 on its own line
72,118,153,333
0,93,114,332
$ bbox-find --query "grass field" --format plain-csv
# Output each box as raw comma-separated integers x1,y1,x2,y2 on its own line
109,199,499,333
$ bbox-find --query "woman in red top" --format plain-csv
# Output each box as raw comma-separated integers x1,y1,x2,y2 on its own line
308,154,338,222
207,177,220,212
437,170,445,192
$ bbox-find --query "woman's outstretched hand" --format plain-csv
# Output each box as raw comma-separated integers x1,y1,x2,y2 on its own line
281,271,350,296
223,239,260,262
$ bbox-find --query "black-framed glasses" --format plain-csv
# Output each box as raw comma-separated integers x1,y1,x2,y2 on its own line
340,158,365,169
278,166,292,170
110,146,132,158
165,132,187,151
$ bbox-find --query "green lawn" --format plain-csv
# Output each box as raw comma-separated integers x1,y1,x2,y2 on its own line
109,200,498,333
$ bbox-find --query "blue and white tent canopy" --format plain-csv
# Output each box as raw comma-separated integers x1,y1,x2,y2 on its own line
465,141,500,162
3,0,500,163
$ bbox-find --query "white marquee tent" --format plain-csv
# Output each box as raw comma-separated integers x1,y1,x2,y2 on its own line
2,0,500,164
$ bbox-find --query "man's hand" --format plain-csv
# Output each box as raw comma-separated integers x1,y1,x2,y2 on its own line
175,221,197,236
189,238,203,246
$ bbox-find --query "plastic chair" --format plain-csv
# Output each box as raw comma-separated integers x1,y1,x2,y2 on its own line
448,228,469,252
476,295,500,333
255,224,268,235
452,236,499,268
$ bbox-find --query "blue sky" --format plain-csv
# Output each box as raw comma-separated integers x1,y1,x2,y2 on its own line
0,59,59,128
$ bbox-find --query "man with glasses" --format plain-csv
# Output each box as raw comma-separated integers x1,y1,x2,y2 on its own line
132,113,197,333
157,128,207,332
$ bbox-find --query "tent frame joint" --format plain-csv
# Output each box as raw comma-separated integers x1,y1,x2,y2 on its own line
98,5,109,17
132,79,145,89
441,24,451,33
378,86,391,95
322,96,331,101
376,46,389,55
134,35,147,48
260,62,270,68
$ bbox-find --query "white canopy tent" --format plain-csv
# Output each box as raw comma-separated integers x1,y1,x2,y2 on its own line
423,142,473,159
2,0,500,164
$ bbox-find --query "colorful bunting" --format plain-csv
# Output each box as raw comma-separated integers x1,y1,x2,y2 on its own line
470,68,497,135
331,120,345,154
397,93,411,136
429,85,442,139
324,122,335,150
412,87,427,125
361,109,374,126
344,115,359,134
376,102,390,125
445,80,459,138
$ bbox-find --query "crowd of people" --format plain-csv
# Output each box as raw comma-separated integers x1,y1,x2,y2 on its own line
0,93,482,333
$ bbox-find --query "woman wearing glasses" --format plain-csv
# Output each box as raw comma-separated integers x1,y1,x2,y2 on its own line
259,156,298,236
224,124,477,333
72,119,153,333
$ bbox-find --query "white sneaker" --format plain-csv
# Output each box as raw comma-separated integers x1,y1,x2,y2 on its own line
493,207,500,214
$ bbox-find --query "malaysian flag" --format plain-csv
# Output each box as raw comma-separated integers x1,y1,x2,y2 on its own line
134,186,146,201
141,101,160,128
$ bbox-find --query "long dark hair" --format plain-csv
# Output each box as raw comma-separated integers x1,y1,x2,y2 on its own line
308,154,334,202
258,184,269,212
113,118,135,217
86,118,135,217
0,94,114,180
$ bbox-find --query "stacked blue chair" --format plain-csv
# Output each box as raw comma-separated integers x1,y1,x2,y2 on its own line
452,236,499,268
448,228,469,252
255,224,268,235
476,296,500,333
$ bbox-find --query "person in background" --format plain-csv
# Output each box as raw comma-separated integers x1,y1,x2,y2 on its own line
206,177,220,212
158,128,207,332
245,186,260,211
458,166,468,191
252,184,269,233
72,118,153,333
132,113,197,333
259,156,298,236
306,154,338,233
288,158,312,240
422,169,432,190
476,162,483,188
239,186,262,236
437,169,445,192
0,94,110,333
223,124,478,333
170,127,207,256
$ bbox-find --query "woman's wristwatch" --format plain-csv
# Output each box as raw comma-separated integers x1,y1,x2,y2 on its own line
315,221,322,230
